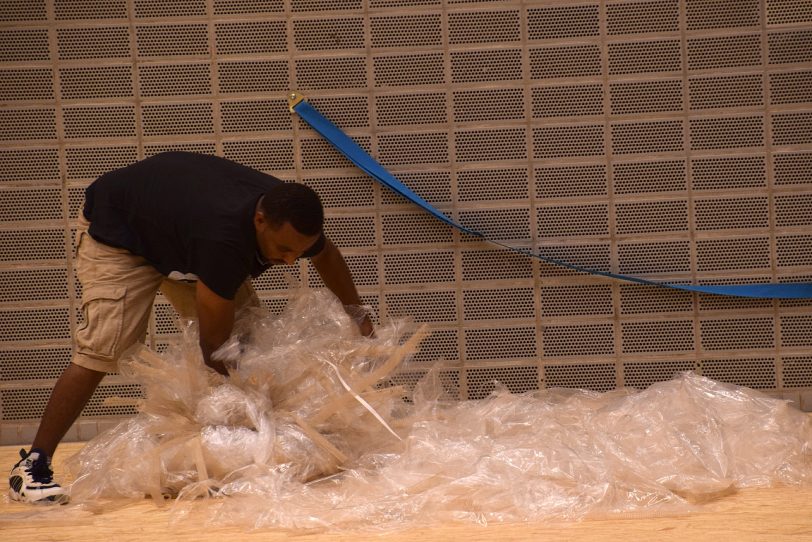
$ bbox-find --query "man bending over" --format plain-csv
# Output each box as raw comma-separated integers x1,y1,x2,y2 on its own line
9,151,371,503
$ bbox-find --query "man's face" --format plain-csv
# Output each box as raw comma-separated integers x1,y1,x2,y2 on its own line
254,212,321,265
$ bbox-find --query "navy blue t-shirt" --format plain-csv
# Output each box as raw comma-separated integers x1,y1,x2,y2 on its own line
83,151,325,299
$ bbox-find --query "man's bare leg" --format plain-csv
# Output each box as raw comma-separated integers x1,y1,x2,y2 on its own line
31,363,106,457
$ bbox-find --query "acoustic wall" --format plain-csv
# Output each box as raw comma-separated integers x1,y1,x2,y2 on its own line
1,0,811,445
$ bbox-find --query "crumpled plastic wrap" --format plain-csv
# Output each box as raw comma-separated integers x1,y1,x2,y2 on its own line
67,287,417,503
64,287,812,532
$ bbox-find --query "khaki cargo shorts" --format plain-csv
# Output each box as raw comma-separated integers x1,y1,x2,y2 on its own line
72,212,260,373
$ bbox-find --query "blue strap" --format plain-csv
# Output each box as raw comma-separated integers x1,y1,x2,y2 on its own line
292,97,812,299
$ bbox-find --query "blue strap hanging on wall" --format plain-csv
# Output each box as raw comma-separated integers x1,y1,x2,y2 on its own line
289,92,812,300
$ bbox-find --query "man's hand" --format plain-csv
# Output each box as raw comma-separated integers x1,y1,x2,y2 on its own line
195,280,235,375
344,304,374,337
358,314,374,337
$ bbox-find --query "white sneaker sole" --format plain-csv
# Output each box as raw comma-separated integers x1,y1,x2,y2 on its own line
8,485,69,505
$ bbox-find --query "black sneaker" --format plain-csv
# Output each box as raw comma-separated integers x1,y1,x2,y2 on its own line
8,448,69,504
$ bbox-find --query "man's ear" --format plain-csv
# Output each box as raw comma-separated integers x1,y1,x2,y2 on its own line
254,209,266,230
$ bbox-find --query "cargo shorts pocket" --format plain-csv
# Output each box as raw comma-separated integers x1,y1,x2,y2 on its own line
76,285,127,360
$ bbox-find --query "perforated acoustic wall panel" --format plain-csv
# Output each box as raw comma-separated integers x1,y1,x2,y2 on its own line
1,0,811,445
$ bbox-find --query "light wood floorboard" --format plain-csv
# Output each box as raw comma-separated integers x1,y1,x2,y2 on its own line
2,442,811,541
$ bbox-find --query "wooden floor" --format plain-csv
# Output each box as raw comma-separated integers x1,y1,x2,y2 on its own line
2,442,811,541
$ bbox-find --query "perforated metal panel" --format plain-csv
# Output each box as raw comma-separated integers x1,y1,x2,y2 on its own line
0,0,47,22
703,358,776,390
139,64,212,98
461,249,533,282
371,14,442,48
136,24,209,58
382,213,454,246
63,106,137,139
620,285,694,315
528,5,599,39
530,45,602,79
0,347,73,381
545,363,616,392
466,365,538,400
215,21,287,55
543,324,615,358
54,0,128,20
373,53,445,87
385,290,457,323
0,148,60,183
784,356,812,388
607,1,679,35
623,320,695,354
60,66,134,100
541,285,613,317
2,384,142,421
384,251,455,284
614,161,686,194
381,172,452,205
0,308,71,342
307,254,378,288
615,200,688,235
465,328,537,362
65,146,138,180
687,35,762,70
692,156,766,190
2,0,812,444
0,268,68,302
623,360,696,389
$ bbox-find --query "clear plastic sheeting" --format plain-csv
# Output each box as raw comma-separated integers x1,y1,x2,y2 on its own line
64,287,812,532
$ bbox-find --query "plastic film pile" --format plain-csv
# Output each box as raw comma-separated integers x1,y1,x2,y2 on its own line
65,288,812,531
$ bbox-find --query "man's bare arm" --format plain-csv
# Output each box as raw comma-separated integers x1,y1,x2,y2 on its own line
195,279,235,375
310,238,373,336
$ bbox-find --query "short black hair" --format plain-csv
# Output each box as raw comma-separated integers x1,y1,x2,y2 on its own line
260,182,324,236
